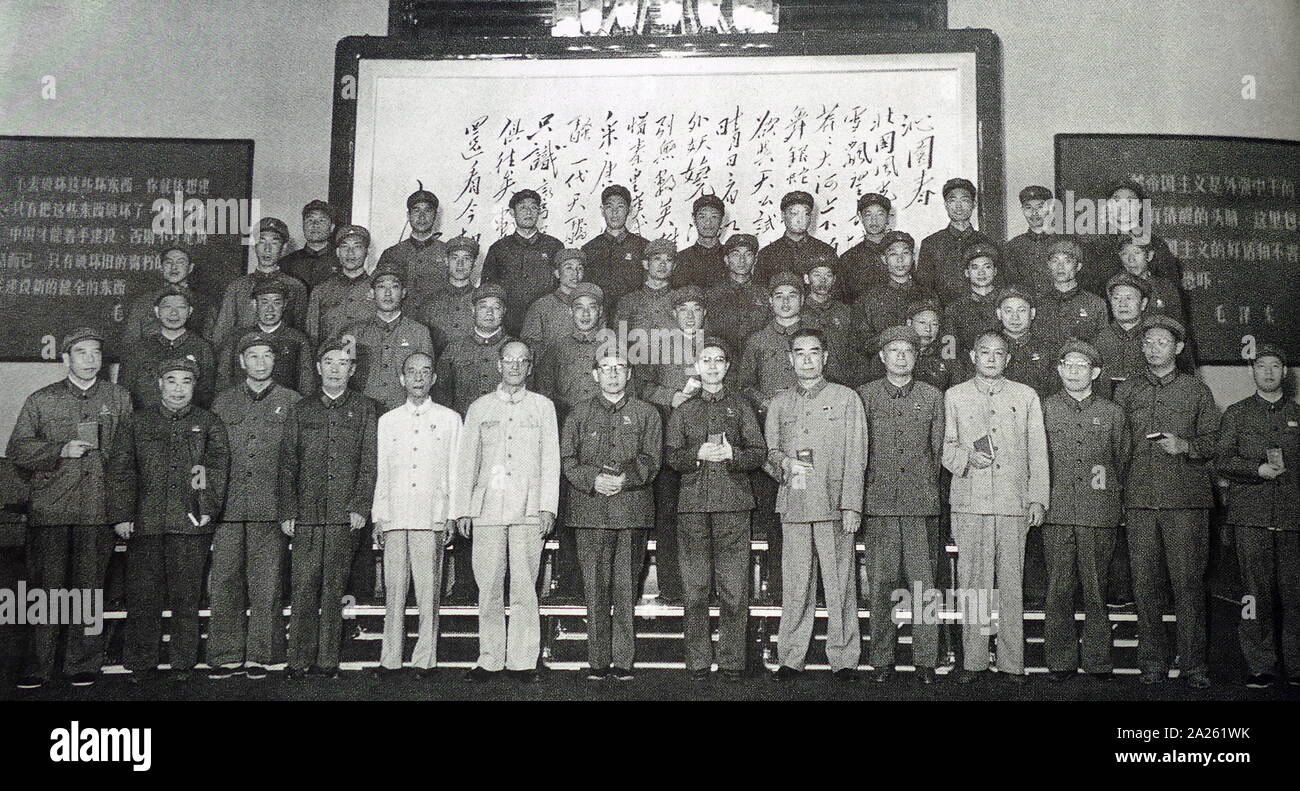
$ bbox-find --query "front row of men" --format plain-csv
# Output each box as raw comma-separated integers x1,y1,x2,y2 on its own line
9,316,1298,690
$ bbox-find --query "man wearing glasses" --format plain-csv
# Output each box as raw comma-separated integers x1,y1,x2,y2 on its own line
560,353,662,681
1113,315,1219,689
942,331,1049,685
453,340,560,683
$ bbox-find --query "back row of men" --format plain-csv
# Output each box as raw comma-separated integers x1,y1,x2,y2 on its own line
10,306,1297,692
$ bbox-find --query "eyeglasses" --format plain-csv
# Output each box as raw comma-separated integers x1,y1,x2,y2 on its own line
1058,362,1093,371
597,364,628,373
501,358,531,366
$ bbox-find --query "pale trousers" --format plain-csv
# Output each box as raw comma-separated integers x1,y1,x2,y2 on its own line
777,520,861,672
472,523,545,671
952,513,1028,674
380,530,445,670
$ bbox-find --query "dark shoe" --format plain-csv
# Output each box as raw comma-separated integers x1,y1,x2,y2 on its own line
510,669,540,684
916,667,938,685
464,666,496,682
305,665,328,677
1288,675,1300,687
1139,668,1166,685
170,670,192,683
15,676,46,690
416,667,440,681
869,667,894,684
1089,671,1114,682
833,668,858,683
772,665,801,682
611,667,635,681
1046,670,1074,684
720,669,744,683
1005,672,1029,685
689,669,710,682
953,669,984,685
1184,670,1211,690
208,663,243,680
371,666,403,679
285,667,308,680
586,666,610,681
245,664,268,681
68,672,98,687
1245,673,1274,689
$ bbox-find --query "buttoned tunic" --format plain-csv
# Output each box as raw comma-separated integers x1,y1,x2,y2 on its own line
942,376,1050,516
215,322,316,395
415,282,475,353
1041,391,1131,527
1034,286,1107,347
373,398,462,531
581,231,649,314
122,330,217,410
857,378,944,516
453,386,560,526
435,329,509,416
736,319,801,410
306,271,372,343
535,330,606,413
754,234,838,287
482,231,565,336
211,382,301,521
212,268,308,348
763,380,867,522
376,236,449,308
703,278,770,356
521,289,576,358
672,241,726,290
1215,394,1300,529
1113,369,1220,510
917,225,996,300
665,386,767,513
560,394,662,529
277,389,378,525
343,314,433,413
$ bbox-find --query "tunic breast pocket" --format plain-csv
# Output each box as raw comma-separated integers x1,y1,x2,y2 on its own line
613,424,641,456
479,420,501,445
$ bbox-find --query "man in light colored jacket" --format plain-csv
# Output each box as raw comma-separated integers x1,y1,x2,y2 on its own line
453,339,560,682
372,351,461,677
942,330,1049,684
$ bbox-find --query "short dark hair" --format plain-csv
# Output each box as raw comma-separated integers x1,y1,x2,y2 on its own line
402,351,435,373
971,330,1010,353
499,337,533,362
789,327,827,351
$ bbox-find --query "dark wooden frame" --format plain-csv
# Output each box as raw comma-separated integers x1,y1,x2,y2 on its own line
329,29,1005,239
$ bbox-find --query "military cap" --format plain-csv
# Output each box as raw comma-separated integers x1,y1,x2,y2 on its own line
61,327,103,354
301,199,335,220
1058,339,1102,368
251,278,288,299
1106,272,1151,299
406,186,438,211
995,285,1036,309
699,335,734,361
472,282,508,305
692,194,725,215
445,234,480,259
767,270,805,294
963,241,1001,264
905,296,942,320
153,284,194,307
257,217,290,242
509,189,542,209
1018,185,1053,203
671,285,706,308
780,190,815,212
601,184,632,206
723,233,758,254
237,331,277,355
156,356,200,379
877,325,922,352
881,230,915,251
370,262,405,287
554,248,586,267
942,177,977,200
159,242,192,260
569,282,604,305
316,336,352,362
1254,343,1288,367
334,224,371,247
856,192,892,213
802,250,837,274
644,238,677,259
1047,238,1085,261
1140,314,1186,342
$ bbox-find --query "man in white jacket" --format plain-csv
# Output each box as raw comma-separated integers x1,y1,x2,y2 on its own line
372,351,461,677
453,339,561,683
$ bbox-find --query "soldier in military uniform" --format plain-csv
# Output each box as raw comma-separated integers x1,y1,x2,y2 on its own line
852,231,933,344
582,184,650,315
835,192,893,302
121,285,217,409
482,189,565,336
415,234,478,354
943,243,1002,359
107,357,229,682
996,286,1057,397
211,217,308,348
278,339,378,678
280,200,340,289
122,244,216,344
215,279,315,395
522,247,585,359
9,328,133,690
207,332,301,680
754,190,838,287
703,234,769,357
613,238,678,335
801,254,864,388
376,186,449,308
342,264,433,413
1003,185,1063,292
1094,272,1151,397
672,194,728,290
306,224,375,344
1034,238,1108,349
917,178,997,301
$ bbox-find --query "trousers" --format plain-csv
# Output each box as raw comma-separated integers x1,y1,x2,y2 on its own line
678,511,751,672
124,533,210,672
22,524,115,678
777,520,860,672
866,516,939,669
381,530,446,670
289,523,353,671
1126,508,1208,675
1233,525,1300,676
207,521,288,667
1042,524,1116,673
951,513,1028,674
472,523,545,671
575,527,646,670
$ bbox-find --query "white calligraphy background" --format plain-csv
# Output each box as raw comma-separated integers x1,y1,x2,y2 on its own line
352,53,978,263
